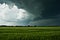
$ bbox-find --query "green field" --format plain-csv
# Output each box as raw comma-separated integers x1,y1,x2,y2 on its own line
0,27,60,40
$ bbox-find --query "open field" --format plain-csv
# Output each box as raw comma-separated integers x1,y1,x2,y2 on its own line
0,27,60,40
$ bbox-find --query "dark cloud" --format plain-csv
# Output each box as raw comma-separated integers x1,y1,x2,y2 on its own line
29,18,60,26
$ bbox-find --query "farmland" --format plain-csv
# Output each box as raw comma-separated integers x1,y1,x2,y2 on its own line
0,27,60,40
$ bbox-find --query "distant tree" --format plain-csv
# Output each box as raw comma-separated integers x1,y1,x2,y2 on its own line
28,25,30,27
34,25,37,27
1,25,7,27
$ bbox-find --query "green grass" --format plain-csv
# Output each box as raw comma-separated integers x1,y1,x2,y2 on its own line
0,27,60,40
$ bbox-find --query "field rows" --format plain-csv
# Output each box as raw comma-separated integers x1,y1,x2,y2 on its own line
0,27,60,40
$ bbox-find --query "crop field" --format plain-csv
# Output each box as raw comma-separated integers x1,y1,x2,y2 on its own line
0,27,60,40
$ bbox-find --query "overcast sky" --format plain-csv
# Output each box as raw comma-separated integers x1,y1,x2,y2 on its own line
0,0,59,26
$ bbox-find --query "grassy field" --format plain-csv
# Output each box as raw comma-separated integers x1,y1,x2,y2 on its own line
0,27,60,40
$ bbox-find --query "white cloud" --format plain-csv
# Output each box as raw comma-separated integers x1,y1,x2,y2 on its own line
0,3,35,25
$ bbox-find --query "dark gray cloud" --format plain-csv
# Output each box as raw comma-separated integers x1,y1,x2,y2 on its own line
29,18,60,26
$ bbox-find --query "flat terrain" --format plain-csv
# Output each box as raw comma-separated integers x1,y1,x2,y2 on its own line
0,27,60,40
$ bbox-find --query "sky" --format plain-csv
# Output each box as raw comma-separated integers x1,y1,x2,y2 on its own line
0,0,59,26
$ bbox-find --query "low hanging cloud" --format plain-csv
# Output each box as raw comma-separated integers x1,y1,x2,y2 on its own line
29,18,60,26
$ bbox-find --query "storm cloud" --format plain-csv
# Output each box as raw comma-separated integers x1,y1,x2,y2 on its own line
0,0,59,26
